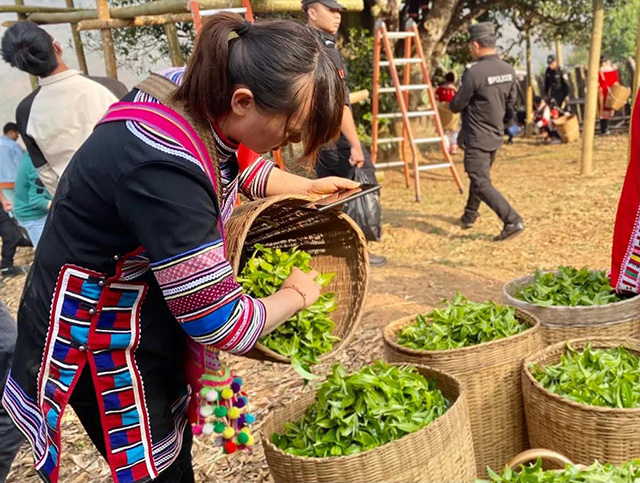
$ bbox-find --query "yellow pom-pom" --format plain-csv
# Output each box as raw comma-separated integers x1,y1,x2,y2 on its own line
221,388,234,400
246,435,254,446
222,427,235,440
228,407,240,419
241,427,250,434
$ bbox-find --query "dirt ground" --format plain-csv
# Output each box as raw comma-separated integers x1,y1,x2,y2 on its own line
4,133,629,482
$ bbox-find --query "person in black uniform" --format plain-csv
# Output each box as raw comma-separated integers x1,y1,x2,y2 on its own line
450,22,524,241
304,0,387,266
544,54,570,108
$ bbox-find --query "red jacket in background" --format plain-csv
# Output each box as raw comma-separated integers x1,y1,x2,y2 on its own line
599,68,620,106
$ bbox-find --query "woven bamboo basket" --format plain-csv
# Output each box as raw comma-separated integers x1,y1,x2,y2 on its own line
503,272,640,345
223,195,368,363
505,448,585,472
382,308,542,477
261,364,476,482
522,337,640,465
553,115,580,143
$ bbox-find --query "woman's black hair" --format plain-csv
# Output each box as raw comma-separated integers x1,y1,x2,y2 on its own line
1,21,58,77
173,13,345,158
444,72,455,83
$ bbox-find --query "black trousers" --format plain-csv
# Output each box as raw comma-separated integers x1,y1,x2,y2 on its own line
0,210,20,269
463,147,521,225
315,144,376,182
69,367,195,483
0,301,24,483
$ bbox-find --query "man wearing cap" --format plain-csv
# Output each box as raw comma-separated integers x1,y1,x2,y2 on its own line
450,22,524,241
545,54,570,108
304,0,387,267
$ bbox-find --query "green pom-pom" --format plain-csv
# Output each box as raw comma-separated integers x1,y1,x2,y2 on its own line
237,432,249,445
214,405,228,418
214,421,225,433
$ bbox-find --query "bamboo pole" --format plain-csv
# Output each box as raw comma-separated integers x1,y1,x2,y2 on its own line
581,0,605,176
24,0,364,24
78,13,192,31
66,0,88,74
555,36,563,67
0,5,78,13
164,23,184,67
525,28,534,137
96,0,118,79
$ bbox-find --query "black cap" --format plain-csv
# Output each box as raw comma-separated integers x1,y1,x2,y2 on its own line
547,54,556,64
468,22,495,41
302,0,346,10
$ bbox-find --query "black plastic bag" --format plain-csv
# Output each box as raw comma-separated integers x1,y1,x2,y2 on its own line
344,167,382,242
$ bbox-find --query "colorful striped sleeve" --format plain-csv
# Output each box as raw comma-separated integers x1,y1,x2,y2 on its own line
237,146,276,200
117,160,266,355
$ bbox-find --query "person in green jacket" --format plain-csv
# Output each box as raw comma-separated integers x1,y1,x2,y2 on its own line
13,153,51,248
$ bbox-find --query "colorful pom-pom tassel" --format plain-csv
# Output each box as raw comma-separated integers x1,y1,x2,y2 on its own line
221,388,234,400
234,397,246,409
214,422,225,434
237,432,249,445
199,405,213,418
214,406,228,418
223,441,237,454
192,424,203,436
202,423,214,436
245,414,255,424
228,407,240,419
230,382,241,393
222,427,235,440
205,390,219,402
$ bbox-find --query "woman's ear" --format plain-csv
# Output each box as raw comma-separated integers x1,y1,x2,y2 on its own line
230,88,255,118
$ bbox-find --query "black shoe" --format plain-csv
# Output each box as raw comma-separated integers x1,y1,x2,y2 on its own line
1,265,25,279
369,253,388,267
493,222,525,241
460,216,477,230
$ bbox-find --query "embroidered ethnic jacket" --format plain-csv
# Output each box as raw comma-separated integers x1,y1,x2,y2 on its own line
2,68,275,483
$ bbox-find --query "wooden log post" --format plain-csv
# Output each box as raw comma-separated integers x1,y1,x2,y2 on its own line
78,13,192,30
525,28,534,138
66,0,88,74
163,23,184,67
96,0,117,79
581,0,605,176
14,0,38,90
555,36,563,67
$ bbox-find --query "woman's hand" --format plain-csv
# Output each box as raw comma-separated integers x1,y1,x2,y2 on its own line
259,267,322,337
281,267,321,310
307,176,360,199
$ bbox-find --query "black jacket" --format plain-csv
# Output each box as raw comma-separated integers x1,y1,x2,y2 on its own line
544,66,570,105
450,54,517,152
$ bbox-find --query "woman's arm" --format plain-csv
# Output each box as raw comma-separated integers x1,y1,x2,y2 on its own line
265,166,359,199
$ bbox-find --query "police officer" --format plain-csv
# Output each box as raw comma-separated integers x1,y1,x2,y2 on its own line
450,22,524,241
544,54,570,108
304,0,387,266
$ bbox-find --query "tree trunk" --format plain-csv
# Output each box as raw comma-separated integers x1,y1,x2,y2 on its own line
581,0,605,176
96,0,118,79
555,36,563,67
66,0,88,74
420,0,460,72
164,23,184,67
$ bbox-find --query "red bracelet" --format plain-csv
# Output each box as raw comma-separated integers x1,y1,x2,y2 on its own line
285,285,307,310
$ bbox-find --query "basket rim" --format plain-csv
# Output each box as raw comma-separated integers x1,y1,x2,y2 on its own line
382,306,540,356
503,271,640,312
261,363,467,463
523,336,640,414
233,195,370,364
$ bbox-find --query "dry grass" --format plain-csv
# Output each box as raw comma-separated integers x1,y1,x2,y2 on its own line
4,133,630,482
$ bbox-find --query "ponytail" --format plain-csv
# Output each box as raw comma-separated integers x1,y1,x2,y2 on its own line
173,13,344,158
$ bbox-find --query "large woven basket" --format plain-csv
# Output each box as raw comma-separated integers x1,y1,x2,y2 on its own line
503,272,640,345
223,195,368,363
261,364,476,482
522,337,640,465
382,308,542,477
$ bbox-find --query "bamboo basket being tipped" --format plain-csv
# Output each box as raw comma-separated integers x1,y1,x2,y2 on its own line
223,195,369,363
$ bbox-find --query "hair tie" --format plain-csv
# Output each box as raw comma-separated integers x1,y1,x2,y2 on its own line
236,19,252,37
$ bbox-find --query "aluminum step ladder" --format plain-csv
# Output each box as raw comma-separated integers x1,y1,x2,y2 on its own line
371,20,464,201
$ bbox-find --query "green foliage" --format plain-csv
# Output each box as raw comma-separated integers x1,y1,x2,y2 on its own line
479,458,640,482
238,245,339,379
530,343,640,409
515,267,622,307
271,361,450,457
601,0,640,66
396,294,528,351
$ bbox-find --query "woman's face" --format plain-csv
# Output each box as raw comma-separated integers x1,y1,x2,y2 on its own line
226,85,310,154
